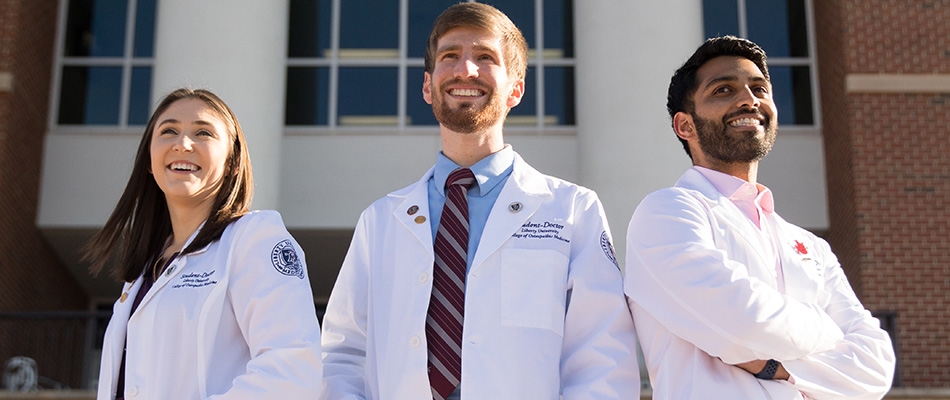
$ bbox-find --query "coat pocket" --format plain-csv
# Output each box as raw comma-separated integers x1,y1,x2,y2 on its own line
500,249,569,336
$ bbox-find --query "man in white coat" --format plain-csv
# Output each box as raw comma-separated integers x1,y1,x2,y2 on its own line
320,3,639,399
624,36,896,399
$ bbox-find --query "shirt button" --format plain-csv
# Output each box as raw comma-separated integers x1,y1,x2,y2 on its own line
468,334,481,344
128,385,139,397
418,273,428,283
165,265,176,276
410,336,421,348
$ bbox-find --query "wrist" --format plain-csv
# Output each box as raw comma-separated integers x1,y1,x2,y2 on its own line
753,359,780,380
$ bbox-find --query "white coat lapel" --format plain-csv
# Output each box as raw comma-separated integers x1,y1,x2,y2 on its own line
393,169,436,257
135,223,208,311
470,155,550,272
677,169,773,282
104,278,140,378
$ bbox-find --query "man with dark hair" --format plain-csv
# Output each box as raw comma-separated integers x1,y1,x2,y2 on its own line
321,3,639,399
624,36,895,399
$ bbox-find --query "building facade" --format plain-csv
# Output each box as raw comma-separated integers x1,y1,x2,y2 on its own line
0,0,947,392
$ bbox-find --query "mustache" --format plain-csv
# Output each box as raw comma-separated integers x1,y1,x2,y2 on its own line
439,78,490,92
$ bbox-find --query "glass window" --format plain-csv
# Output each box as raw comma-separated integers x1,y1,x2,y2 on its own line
287,0,576,131
703,0,817,126
54,0,155,127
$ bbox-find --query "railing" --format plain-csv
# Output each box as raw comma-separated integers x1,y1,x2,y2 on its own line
0,311,112,391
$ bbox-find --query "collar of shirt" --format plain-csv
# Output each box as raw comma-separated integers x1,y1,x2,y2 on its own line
693,166,774,227
433,145,514,196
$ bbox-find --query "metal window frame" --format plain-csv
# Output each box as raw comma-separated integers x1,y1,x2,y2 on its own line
734,0,822,131
48,0,154,131
284,0,577,135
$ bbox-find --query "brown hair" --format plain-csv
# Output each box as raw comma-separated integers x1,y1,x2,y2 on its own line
83,88,254,282
424,2,528,81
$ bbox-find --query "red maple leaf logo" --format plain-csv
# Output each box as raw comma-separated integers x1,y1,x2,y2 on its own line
793,240,808,255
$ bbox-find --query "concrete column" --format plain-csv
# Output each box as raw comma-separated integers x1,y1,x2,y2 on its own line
574,0,704,261
152,0,289,210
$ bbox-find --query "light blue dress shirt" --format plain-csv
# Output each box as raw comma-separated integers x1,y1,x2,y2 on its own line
427,145,515,271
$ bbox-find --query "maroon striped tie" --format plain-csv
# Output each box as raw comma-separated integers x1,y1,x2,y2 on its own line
427,167,475,400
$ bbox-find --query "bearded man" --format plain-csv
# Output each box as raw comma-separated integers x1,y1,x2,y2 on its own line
624,35,896,400
320,3,639,399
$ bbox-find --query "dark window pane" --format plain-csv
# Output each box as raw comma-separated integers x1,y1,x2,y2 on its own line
128,66,152,125
408,67,438,126
58,66,122,124
769,66,813,125
545,66,574,125
702,0,739,39
133,0,156,57
408,0,460,58
484,0,535,49
64,0,127,57
338,67,398,125
544,0,573,57
289,0,332,58
285,67,330,125
340,0,398,51
747,0,807,57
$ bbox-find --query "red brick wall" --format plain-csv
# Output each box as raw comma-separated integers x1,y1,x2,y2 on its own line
0,0,89,388
816,0,950,388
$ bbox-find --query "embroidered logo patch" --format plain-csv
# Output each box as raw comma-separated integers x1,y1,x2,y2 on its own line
600,231,619,269
271,239,305,279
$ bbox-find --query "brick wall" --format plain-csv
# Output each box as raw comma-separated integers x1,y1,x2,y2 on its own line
0,0,90,389
816,0,950,388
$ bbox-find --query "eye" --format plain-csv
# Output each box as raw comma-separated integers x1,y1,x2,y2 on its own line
713,85,733,95
440,52,459,61
752,85,770,95
478,53,496,62
159,127,178,135
196,129,214,137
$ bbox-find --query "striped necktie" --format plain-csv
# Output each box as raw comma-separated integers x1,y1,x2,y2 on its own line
427,167,475,400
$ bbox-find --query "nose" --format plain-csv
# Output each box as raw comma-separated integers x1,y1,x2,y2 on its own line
737,86,761,109
453,57,478,79
173,134,194,152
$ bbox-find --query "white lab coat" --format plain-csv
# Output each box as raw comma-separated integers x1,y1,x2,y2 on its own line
321,152,639,399
625,168,895,399
97,210,323,400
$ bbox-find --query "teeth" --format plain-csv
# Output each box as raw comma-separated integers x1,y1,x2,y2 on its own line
729,118,760,127
450,88,482,97
170,163,198,171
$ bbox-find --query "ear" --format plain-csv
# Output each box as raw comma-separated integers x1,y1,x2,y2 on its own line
506,78,525,108
673,111,696,141
422,71,433,105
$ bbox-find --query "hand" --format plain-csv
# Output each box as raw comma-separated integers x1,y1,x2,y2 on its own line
734,359,790,381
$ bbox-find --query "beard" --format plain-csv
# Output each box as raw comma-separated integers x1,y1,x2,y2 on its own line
431,79,507,134
692,107,777,164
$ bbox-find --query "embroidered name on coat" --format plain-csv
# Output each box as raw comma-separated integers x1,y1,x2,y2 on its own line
511,221,570,243
172,270,218,289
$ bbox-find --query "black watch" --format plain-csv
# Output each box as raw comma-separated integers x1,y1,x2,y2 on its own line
753,359,780,380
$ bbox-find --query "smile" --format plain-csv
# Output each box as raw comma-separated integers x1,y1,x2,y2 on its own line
449,88,485,97
169,162,200,172
728,117,760,127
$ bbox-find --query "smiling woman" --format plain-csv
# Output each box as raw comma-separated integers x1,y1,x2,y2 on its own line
82,88,324,399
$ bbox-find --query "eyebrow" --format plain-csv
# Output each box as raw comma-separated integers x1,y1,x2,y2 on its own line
702,74,769,91
436,43,500,55
157,118,215,127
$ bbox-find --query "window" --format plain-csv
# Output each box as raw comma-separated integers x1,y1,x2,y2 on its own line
286,0,575,132
51,0,155,127
703,0,818,127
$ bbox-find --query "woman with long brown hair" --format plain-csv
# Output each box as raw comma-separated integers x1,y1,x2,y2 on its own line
86,88,322,399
